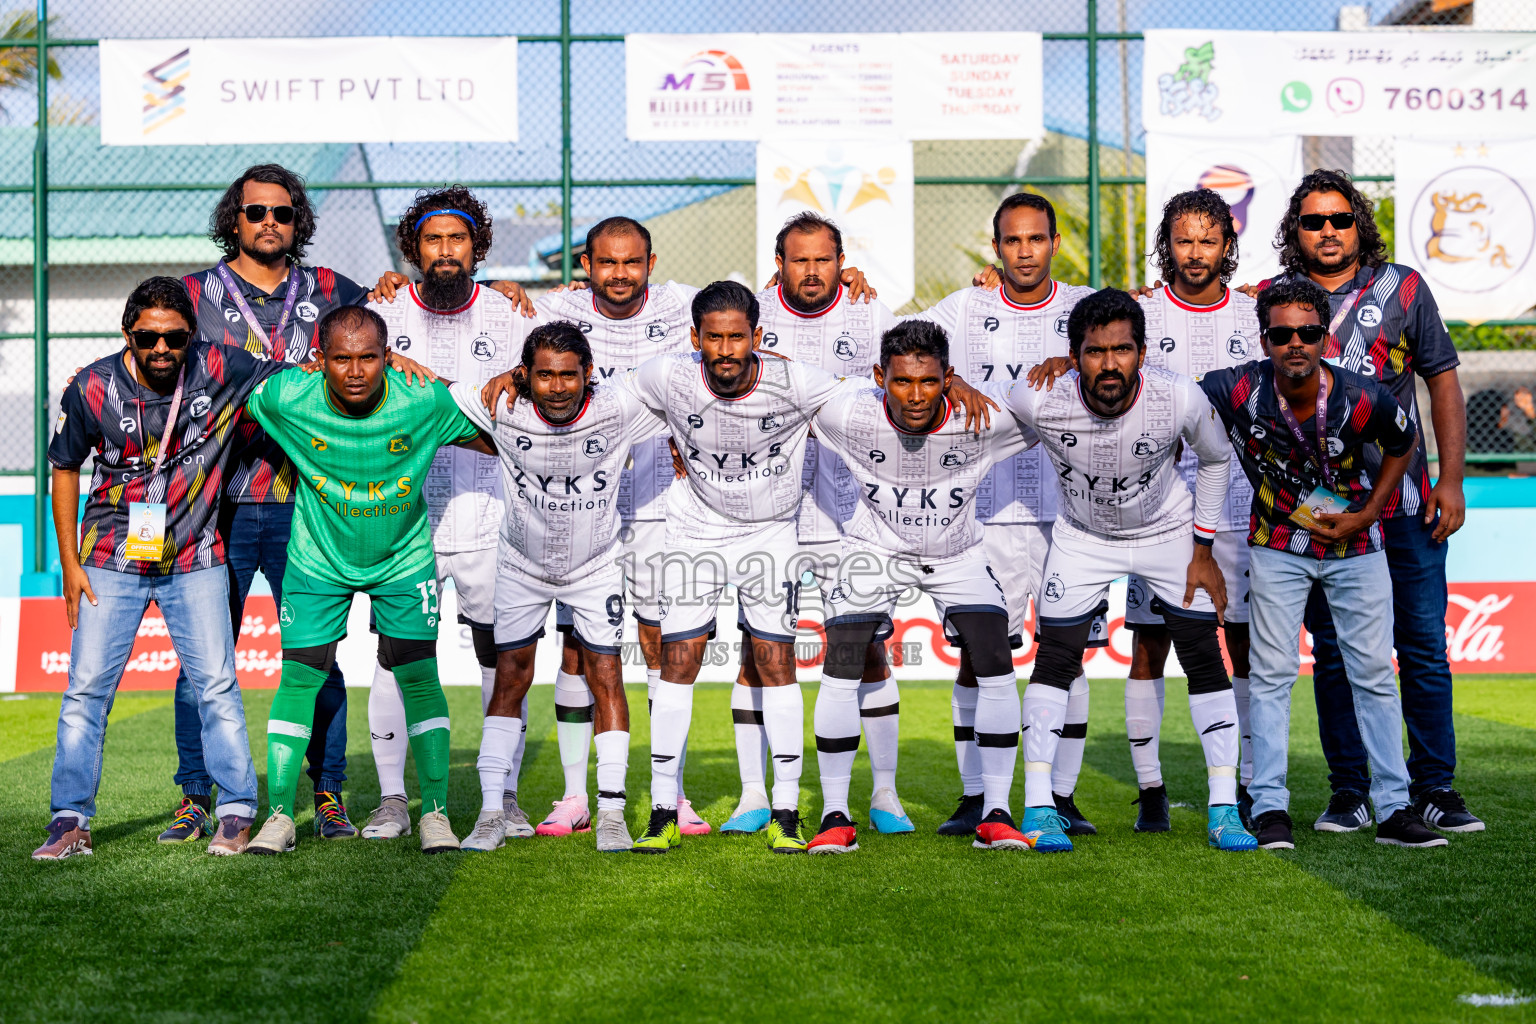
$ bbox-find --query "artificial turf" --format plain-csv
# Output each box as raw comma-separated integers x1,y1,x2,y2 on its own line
1,676,1531,1023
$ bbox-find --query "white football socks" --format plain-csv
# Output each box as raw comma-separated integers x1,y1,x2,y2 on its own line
951,683,982,796
1021,683,1070,808
1125,676,1166,788
1189,689,1241,806
814,675,861,818
594,729,629,811
507,694,528,795
762,683,805,811
479,664,495,714
369,663,408,799
1051,674,1090,796
648,681,693,809
1231,676,1253,786
731,680,767,797
554,670,593,800
477,715,521,814
975,673,1022,818
857,673,900,794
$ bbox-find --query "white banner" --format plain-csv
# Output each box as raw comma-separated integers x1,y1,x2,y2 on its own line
100,37,519,146
625,33,1042,142
1144,132,1302,287
1394,137,1536,322
756,140,915,310
1144,30,1536,140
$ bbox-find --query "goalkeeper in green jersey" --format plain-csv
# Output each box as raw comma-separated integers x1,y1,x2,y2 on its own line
242,306,494,855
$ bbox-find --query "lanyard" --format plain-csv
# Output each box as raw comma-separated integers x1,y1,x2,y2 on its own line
141,368,187,480
1327,268,1377,344
216,262,301,360
1273,368,1333,492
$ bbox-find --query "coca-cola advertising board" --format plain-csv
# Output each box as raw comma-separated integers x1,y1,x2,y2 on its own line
2,582,1528,691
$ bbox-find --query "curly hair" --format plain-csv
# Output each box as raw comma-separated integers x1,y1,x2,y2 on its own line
1154,188,1239,285
395,186,494,272
209,164,317,262
1276,169,1388,276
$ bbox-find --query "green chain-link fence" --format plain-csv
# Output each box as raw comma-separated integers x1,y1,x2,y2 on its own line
2,0,1533,575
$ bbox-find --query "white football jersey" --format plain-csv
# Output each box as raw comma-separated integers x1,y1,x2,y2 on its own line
755,284,897,545
372,284,523,554
1141,286,1260,533
535,282,698,522
812,383,1033,561
1004,366,1230,547
912,280,1095,524
626,351,851,541
450,381,668,584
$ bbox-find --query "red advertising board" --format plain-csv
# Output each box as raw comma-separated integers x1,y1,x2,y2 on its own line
10,582,1533,691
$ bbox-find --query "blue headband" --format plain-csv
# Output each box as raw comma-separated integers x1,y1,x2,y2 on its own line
414,208,478,232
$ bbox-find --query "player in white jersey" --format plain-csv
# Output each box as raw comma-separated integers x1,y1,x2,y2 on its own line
912,192,1099,838
726,212,911,837
1003,288,1257,853
1127,190,1262,831
806,320,1047,853
358,188,535,841
452,322,669,853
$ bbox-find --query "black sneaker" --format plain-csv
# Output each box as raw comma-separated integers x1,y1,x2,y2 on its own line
1236,784,1254,832
1053,791,1097,835
1132,784,1170,833
1314,790,1372,832
1376,807,1449,848
1412,788,1484,833
1253,809,1295,850
936,793,985,836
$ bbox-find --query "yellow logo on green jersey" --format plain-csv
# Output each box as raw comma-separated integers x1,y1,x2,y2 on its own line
388,432,412,454
311,437,328,451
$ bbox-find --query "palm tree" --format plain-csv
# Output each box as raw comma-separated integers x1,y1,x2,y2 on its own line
0,11,60,124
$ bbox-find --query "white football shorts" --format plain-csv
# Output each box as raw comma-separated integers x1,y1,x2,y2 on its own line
435,548,498,631
1037,523,1218,629
1125,528,1250,626
657,516,802,645
822,544,1010,637
493,549,628,657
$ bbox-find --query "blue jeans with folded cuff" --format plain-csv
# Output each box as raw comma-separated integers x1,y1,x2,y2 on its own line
1247,546,1410,823
1306,514,1455,798
173,500,347,799
53,565,257,824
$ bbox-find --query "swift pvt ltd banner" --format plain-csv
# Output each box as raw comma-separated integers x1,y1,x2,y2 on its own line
99,37,519,145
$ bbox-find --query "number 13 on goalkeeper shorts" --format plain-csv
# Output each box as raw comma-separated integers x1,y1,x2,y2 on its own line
416,579,440,628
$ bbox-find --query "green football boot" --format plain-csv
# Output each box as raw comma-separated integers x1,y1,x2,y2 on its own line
631,806,681,854
766,808,808,854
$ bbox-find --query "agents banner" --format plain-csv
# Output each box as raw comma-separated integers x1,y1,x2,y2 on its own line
99,37,519,146
625,33,1042,142
1144,132,1302,287
1394,137,1536,322
756,139,915,310
1143,30,1536,141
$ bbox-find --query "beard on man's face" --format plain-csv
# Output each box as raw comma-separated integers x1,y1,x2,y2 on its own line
418,258,474,308
237,230,291,266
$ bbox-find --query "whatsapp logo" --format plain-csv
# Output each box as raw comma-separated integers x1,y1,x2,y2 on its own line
1281,81,1312,112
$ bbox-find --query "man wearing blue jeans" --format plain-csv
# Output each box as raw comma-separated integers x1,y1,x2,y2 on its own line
1197,277,1446,850
1260,170,1478,833
34,277,286,860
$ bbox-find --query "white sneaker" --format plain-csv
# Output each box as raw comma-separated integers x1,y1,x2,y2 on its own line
361,796,411,839
247,812,296,855
502,791,535,839
419,811,461,854
594,807,633,852
461,810,506,853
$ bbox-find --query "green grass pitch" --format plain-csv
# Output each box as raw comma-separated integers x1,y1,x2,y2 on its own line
1,676,1533,1023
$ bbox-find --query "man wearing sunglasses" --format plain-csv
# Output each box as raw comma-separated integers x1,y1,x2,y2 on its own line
1196,278,1446,851
34,277,295,859
1262,170,1479,835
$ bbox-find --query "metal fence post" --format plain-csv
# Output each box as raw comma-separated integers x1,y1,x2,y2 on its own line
560,0,574,284
1086,0,1101,288
30,0,49,580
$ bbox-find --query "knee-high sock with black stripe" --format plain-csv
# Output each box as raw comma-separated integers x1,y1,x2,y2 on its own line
814,675,861,818
732,681,767,797
858,673,900,793
975,673,1022,817
267,660,329,818
1050,674,1090,796
951,683,982,796
554,670,593,800
393,657,452,815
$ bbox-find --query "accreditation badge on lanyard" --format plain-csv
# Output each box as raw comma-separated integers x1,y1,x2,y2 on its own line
124,370,186,562
216,262,301,361
1274,369,1345,532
